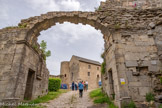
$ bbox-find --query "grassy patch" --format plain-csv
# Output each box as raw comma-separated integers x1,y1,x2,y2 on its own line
89,88,118,108
17,89,68,108
146,92,155,102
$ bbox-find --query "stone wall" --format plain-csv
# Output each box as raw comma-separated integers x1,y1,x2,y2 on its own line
102,26,162,106
69,56,80,82
60,56,101,90
102,33,121,105
60,61,70,87
0,28,49,102
104,0,162,9
79,61,101,89
0,29,23,101
0,1,162,107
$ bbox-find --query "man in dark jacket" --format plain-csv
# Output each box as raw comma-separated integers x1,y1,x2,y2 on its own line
72,81,75,91
78,81,84,98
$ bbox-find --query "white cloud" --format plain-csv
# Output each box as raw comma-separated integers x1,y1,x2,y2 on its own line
60,0,81,11
26,0,82,12
26,0,60,11
0,3,9,20
99,0,106,2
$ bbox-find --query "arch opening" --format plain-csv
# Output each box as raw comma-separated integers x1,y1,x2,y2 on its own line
37,22,104,75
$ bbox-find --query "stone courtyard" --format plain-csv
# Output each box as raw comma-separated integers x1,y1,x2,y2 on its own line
0,0,162,107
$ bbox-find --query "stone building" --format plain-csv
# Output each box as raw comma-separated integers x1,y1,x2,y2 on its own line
49,75,60,79
0,33,49,103
60,55,101,89
0,0,162,107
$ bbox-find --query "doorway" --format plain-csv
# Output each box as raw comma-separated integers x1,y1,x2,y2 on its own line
108,69,115,99
24,69,35,100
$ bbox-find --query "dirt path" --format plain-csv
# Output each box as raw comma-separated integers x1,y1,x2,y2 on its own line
40,90,94,108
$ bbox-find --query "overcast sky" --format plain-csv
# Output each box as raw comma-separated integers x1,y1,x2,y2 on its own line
0,0,106,75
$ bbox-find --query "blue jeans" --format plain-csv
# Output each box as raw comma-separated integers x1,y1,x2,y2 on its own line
79,89,83,97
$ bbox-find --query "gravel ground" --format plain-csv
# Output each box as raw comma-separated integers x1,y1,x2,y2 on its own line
40,90,94,108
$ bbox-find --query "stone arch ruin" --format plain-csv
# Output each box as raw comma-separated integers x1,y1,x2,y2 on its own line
0,0,162,107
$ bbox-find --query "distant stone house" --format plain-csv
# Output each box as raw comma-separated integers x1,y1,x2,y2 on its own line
49,75,60,79
60,55,101,89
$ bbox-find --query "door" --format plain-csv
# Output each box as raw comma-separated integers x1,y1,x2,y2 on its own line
108,69,115,99
24,69,35,100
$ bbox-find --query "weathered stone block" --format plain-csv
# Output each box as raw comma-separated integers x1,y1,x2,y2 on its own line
126,71,139,82
148,65,159,72
125,61,138,67
139,87,150,96
129,82,141,87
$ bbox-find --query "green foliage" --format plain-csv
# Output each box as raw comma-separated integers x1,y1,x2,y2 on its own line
101,52,105,59
109,104,118,108
146,92,155,102
114,23,121,30
33,45,38,51
159,104,162,108
93,96,109,104
159,76,162,84
94,6,102,11
5,26,17,29
48,78,61,92
18,23,27,28
40,40,47,52
101,61,106,74
40,40,51,60
122,101,136,108
89,88,118,108
45,50,51,57
17,89,67,108
90,88,105,98
111,93,115,100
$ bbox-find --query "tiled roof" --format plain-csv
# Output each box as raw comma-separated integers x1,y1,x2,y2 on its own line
73,55,101,66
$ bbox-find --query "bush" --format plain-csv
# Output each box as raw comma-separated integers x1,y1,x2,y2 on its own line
146,92,155,102
159,104,162,108
48,78,61,91
159,76,162,84
101,61,106,74
90,88,118,108
122,101,136,108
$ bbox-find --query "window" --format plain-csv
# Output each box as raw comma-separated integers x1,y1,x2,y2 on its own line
97,67,99,70
88,65,91,69
88,72,90,76
97,74,99,78
65,74,66,77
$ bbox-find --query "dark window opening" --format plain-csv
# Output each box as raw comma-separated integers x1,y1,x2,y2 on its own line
97,67,99,70
88,65,91,69
136,66,148,75
97,74,99,78
65,74,66,77
88,72,90,76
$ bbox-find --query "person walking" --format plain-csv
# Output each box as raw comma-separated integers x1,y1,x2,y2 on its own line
86,81,88,91
75,81,78,91
72,81,75,91
78,81,84,98
84,81,86,91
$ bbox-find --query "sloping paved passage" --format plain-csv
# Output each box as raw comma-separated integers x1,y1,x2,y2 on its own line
40,90,94,108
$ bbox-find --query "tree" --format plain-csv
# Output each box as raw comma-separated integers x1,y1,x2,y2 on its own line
40,40,51,60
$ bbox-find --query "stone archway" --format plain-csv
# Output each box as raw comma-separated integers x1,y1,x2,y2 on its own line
0,2,162,107
0,11,111,104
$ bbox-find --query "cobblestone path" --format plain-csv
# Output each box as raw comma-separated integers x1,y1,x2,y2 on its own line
40,90,94,108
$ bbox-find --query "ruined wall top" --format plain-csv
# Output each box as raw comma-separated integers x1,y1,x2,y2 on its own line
102,0,162,9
